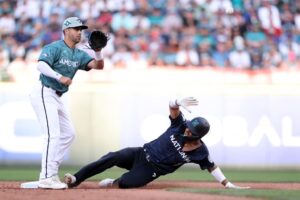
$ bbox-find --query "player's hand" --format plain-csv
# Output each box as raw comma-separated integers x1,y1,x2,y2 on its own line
59,76,72,86
225,182,250,189
176,97,199,113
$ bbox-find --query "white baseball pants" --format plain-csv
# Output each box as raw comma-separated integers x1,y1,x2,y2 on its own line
29,81,75,180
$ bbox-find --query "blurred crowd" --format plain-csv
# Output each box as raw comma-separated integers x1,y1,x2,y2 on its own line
0,0,300,81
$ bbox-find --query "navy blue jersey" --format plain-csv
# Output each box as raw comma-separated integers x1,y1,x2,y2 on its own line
143,113,214,175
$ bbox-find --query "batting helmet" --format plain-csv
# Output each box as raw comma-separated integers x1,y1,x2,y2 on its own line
186,117,210,140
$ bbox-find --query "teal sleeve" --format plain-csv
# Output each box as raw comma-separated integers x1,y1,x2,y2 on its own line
79,51,94,71
38,45,58,67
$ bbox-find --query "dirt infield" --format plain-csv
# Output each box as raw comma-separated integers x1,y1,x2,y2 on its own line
1,181,300,200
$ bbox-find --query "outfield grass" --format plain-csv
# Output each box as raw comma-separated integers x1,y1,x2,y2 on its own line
0,165,299,182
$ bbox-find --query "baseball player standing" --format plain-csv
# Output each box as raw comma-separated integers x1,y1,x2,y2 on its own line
64,97,250,189
29,17,105,189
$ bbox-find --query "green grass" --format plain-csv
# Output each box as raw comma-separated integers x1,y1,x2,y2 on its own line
0,165,299,182
159,167,300,183
168,188,300,200
0,166,125,181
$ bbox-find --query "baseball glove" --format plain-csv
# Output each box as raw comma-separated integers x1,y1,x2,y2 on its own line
88,30,109,51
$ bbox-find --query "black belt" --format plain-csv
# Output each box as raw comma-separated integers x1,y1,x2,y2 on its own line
55,91,63,97
43,85,63,97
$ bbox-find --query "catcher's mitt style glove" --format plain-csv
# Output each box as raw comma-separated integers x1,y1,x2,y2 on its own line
88,30,109,51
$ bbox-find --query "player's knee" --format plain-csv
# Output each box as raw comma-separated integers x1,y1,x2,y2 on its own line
118,176,146,189
118,179,139,189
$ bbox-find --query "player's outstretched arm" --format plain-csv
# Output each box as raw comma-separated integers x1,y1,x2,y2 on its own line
88,54,104,70
208,165,250,189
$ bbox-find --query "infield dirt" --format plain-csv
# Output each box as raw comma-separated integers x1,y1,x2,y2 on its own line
1,181,299,200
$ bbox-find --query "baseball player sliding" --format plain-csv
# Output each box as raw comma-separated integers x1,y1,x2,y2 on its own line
23,17,108,189
64,97,250,189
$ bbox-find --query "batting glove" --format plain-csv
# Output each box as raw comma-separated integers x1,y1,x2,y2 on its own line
170,97,199,113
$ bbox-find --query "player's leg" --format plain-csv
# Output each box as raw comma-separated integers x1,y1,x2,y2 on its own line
30,87,61,179
30,86,67,189
115,149,159,188
68,147,140,187
54,100,75,166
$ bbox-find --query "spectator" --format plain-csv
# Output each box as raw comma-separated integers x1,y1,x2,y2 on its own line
0,45,10,81
13,23,33,59
181,8,199,28
148,0,166,10
96,9,113,27
208,0,233,14
111,7,135,31
212,37,230,68
162,9,183,31
148,7,165,27
249,47,264,69
162,34,179,66
42,13,62,45
0,0,300,80
245,23,267,48
176,41,200,66
278,38,300,68
280,2,294,34
111,45,132,68
258,0,282,40
0,1,14,15
126,49,148,69
294,9,300,32
131,10,151,31
194,25,215,48
0,46,9,69
263,44,283,69
0,12,16,36
228,36,251,69
14,0,40,20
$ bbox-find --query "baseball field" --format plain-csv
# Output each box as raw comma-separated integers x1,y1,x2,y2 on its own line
0,166,299,200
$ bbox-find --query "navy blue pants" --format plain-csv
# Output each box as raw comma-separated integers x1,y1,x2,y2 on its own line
73,147,160,188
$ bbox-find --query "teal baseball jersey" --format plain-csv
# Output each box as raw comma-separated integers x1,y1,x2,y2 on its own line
38,40,93,93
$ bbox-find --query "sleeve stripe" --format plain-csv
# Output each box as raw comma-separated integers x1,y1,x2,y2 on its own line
84,58,94,71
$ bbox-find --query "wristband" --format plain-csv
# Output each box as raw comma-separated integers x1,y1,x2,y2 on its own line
94,51,103,61
211,167,226,183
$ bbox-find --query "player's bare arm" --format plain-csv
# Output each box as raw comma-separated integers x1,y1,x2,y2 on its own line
58,76,72,86
87,55,104,70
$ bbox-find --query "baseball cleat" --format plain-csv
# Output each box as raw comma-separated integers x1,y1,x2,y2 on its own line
38,175,67,189
99,178,115,187
64,173,77,188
